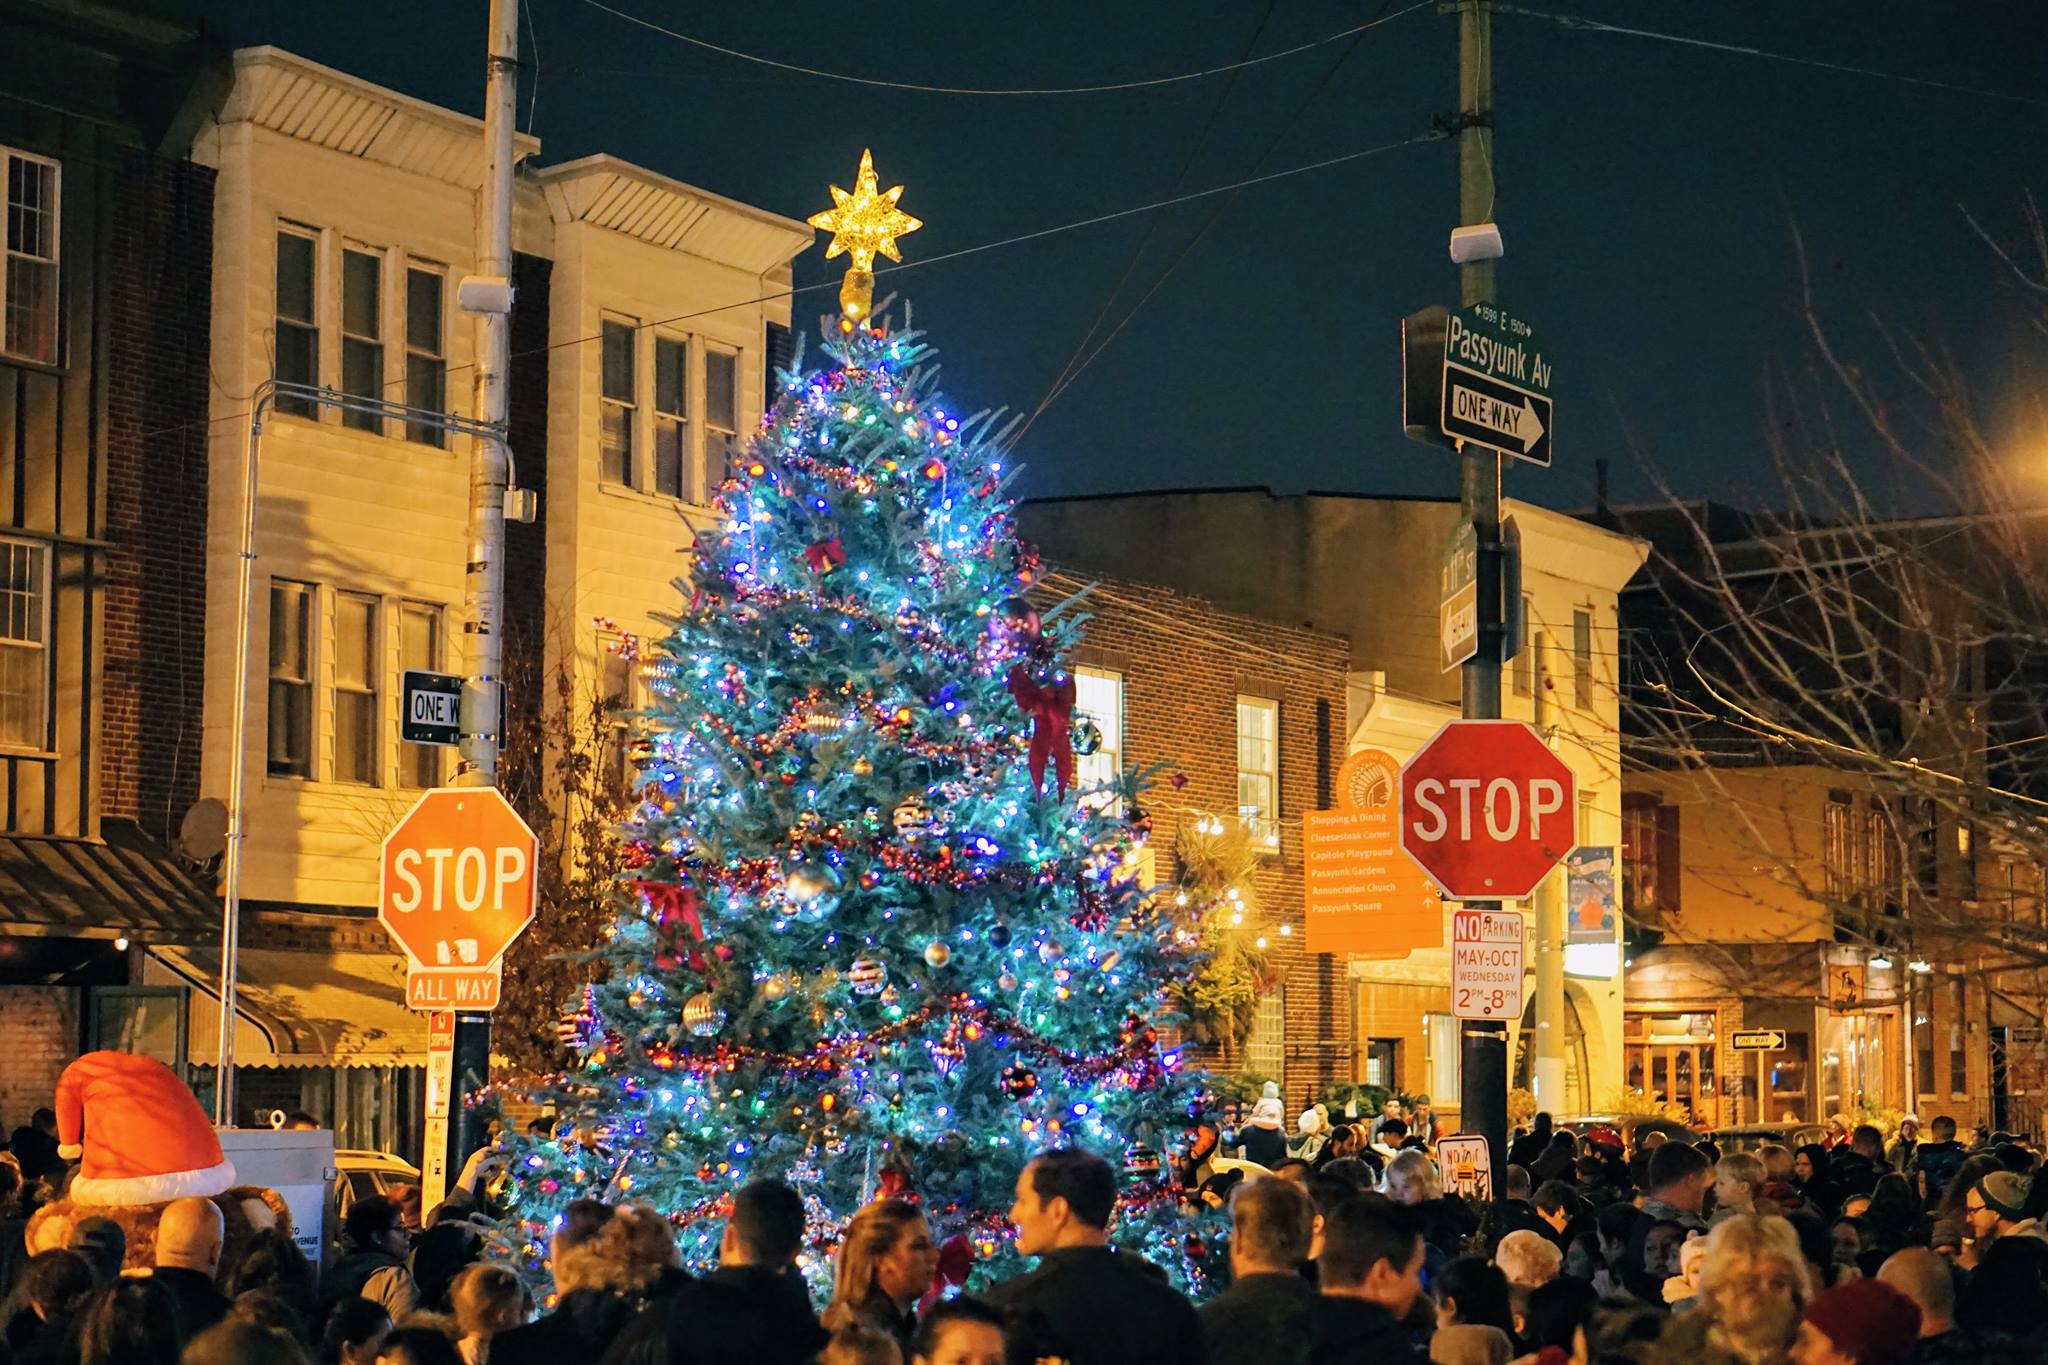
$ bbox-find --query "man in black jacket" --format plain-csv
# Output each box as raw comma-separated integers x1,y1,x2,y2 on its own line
640,1179,824,1365
148,1197,230,1343
1199,1177,1318,1365
986,1148,1206,1365
1311,1196,1426,1364
1829,1125,1887,1203
1910,1116,1968,1208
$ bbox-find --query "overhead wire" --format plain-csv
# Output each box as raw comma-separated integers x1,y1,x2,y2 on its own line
1498,5,2048,111
573,0,1435,98
1018,4,1403,436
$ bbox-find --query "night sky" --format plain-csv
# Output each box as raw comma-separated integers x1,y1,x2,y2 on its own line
162,0,2048,513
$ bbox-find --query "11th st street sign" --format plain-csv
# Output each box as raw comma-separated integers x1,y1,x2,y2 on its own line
1441,303,1553,467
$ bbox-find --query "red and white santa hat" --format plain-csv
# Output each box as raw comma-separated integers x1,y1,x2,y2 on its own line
56,1051,237,1206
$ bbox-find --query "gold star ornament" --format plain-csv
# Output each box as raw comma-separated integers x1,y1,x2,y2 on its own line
808,149,921,321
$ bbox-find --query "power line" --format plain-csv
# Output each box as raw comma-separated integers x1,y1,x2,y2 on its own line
574,0,1435,98
1500,5,2048,111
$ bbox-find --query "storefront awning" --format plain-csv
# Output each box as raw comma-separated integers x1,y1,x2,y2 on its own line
0,820,220,942
146,943,429,1068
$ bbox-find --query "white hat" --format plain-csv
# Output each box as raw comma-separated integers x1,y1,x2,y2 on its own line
1297,1107,1325,1136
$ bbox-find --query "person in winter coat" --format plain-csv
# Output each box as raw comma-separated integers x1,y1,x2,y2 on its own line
1910,1117,1969,1210
985,1149,1205,1365
493,1204,673,1365
1198,1177,1318,1365
328,1197,418,1321
821,1199,938,1358
1793,1145,1842,1222
615,1181,823,1365
1237,1083,1289,1169
1384,1149,1479,1258
1311,1196,1427,1364
1508,1115,1554,1174
1642,1214,1812,1365
1290,1107,1332,1163
1885,1116,1920,1175
1789,1277,1922,1365
1827,1127,1887,1205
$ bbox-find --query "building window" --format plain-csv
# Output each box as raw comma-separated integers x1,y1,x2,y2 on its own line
1823,792,1855,904
599,631,647,793
1236,695,1279,847
705,347,738,480
404,265,445,446
399,602,443,788
1247,991,1285,1094
1572,608,1593,709
1913,977,1934,1098
274,227,319,416
1513,594,1534,698
1865,804,1900,913
340,247,384,432
1365,1038,1400,1090
1071,667,1123,811
1425,1012,1461,1106
653,335,688,499
334,592,379,785
600,318,636,487
3,149,59,365
267,580,313,778
1621,792,1680,917
1949,978,1968,1095
0,539,48,749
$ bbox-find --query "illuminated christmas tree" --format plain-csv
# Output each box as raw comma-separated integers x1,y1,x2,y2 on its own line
498,153,1219,1291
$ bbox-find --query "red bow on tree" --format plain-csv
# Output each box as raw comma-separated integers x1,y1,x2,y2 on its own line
919,1233,976,1314
803,536,847,574
635,882,707,971
1007,665,1076,796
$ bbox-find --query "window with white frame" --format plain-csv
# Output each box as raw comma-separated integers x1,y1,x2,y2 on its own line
1236,694,1279,846
1072,667,1123,810
340,246,384,432
3,150,59,366
653,335,688,499
1246,990,1285,1094
404,264,445,445
0,540,48,749
267,580,313,778
399,602,443,788
705,347,738,481
600,318,637,487
599,630,649,793
334,592,379,785
273,226,319,417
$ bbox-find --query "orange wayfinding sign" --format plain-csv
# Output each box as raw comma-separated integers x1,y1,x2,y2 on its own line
1302,749,1444,957
379,787,538,1013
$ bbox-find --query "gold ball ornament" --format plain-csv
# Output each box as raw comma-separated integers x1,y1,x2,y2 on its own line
923,941,952,970
681,992,726,1038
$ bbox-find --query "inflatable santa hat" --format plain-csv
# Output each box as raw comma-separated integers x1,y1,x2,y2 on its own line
56,1051,237,1206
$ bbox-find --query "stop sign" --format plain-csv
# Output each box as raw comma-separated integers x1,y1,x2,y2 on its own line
379,787,539,968
1399,720,1576,900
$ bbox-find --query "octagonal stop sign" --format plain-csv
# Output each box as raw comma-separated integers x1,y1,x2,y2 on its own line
379,787,538,1009
1400,720,1576,900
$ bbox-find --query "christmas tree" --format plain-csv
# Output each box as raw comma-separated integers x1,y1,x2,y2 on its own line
498,152,1219,1293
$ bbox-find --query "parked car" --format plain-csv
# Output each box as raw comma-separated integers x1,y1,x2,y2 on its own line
332,1148,420,1221
1708,1122,1825,1154
1549,1113,1700,1155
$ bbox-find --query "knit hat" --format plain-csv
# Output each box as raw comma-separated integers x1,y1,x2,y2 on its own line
1974,1170,2030,1219
66,1217,125,1281
1248,1081,1285,1130
1298,1107,1326,1136
1802,1278,1921,1365
54,1050,237,1206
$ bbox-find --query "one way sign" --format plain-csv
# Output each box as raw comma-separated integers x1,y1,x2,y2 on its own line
1439,303,1553,467
1443,366,1552,466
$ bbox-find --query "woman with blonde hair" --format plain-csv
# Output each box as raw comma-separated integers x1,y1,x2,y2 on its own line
1647,1213,1813,1365
822,1199,939,1356
449,1262,525,1364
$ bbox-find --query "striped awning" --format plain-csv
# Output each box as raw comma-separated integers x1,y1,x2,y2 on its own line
0,819,220,942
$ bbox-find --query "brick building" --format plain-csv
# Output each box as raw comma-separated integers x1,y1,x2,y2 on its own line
0,1,235,1132
1055,571,1356,1107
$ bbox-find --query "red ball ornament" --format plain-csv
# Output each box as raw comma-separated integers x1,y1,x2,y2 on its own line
1184,1234,1206,1261
1000,1064,1039,1101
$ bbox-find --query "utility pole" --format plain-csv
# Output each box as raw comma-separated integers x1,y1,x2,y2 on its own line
1454,0,1510,1194
444,0,519,1185
1531,629,1567,1111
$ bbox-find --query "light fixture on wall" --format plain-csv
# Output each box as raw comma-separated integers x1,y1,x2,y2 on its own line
1868,953,1893,970
113,936,129,952
1908,959,1933,974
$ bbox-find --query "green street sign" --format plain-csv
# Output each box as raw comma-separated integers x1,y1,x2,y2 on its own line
1442,303,1553,467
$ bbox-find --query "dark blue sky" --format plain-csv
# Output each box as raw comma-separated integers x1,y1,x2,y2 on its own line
168,0,2048,512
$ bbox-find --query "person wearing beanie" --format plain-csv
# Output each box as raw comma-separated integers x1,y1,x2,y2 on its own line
1289,1106,1329,1163
1961,1170,2047,1261
65,1217,124,1283
1237,1082,1288,1169
1791,1277,1921,1365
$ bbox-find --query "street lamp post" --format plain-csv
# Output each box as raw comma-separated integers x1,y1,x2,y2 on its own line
213,380,503,1128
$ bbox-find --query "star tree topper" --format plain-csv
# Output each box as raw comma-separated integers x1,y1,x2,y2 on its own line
808,149,922,322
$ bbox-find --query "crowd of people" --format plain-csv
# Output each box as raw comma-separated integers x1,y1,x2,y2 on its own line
7,1098,2048,1364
